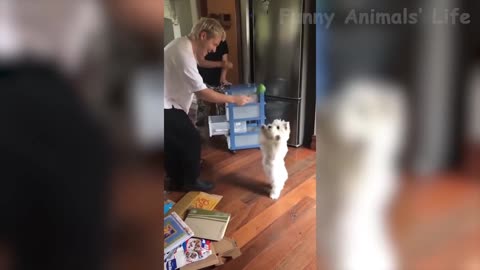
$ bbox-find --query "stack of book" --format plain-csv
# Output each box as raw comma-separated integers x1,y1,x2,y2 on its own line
164,191,236,270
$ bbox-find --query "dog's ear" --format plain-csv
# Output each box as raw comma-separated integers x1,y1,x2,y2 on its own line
275,135,281,141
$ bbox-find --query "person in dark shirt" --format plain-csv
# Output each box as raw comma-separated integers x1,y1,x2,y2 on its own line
193,40,232,127
197,40,232,87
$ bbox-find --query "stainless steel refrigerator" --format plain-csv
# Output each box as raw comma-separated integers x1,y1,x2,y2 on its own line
240,0,316,147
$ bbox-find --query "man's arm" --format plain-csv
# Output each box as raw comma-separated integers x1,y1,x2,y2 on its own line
220,54,231,85
197,58,223,69
195,88,250,106
197,58,233,69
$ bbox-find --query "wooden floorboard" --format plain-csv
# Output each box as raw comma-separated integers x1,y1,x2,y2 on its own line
231,179,316,248
303,259,318,270
165,140,317,270
164,137,480,270
217,196,316,270
396,177,480,270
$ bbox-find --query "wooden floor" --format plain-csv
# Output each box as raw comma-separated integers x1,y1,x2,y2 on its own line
166,138,317,270
392,174,480,270
164,137,480,270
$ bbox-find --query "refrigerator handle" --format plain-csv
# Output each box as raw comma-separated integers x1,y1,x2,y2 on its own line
240,0,251,84
250,0,255,83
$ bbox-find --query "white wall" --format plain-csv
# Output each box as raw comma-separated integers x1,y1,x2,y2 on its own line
164,0,199,45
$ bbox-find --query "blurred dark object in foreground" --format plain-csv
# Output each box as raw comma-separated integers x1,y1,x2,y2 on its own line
0,1,165,270
0,61,112,270
107,164,164,270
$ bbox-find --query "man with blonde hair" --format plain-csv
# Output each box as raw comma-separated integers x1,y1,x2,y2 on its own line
164,18,251,191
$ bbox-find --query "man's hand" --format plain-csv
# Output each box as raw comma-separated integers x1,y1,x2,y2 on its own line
195,89,251,106
221,60,233,69
232,95,251,106
220,79,232,86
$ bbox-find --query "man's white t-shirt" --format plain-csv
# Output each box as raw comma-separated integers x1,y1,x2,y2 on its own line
164,36,207,113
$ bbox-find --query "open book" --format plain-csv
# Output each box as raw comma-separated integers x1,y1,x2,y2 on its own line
185,208,231,241
164,212,194,255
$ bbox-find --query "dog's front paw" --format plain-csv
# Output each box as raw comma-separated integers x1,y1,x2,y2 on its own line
269,190,281,200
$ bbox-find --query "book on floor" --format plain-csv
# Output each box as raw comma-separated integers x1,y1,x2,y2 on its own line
167,192,223,219
180,238,242,270
184,208,231,241
164,238,213,270
164,212,194,255
189,192,222,210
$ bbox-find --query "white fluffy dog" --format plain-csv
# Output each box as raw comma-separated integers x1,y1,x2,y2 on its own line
317,78,406,270
260,119,290,199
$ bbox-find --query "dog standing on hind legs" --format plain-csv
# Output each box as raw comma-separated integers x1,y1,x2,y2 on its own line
260,119,290,199
317,78,407,270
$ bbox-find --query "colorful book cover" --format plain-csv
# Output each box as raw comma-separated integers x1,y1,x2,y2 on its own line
184,208,231,241
182,238,213,263
190,192,222,210
167,192,223,219
164,238,213,270
164,212,194,255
